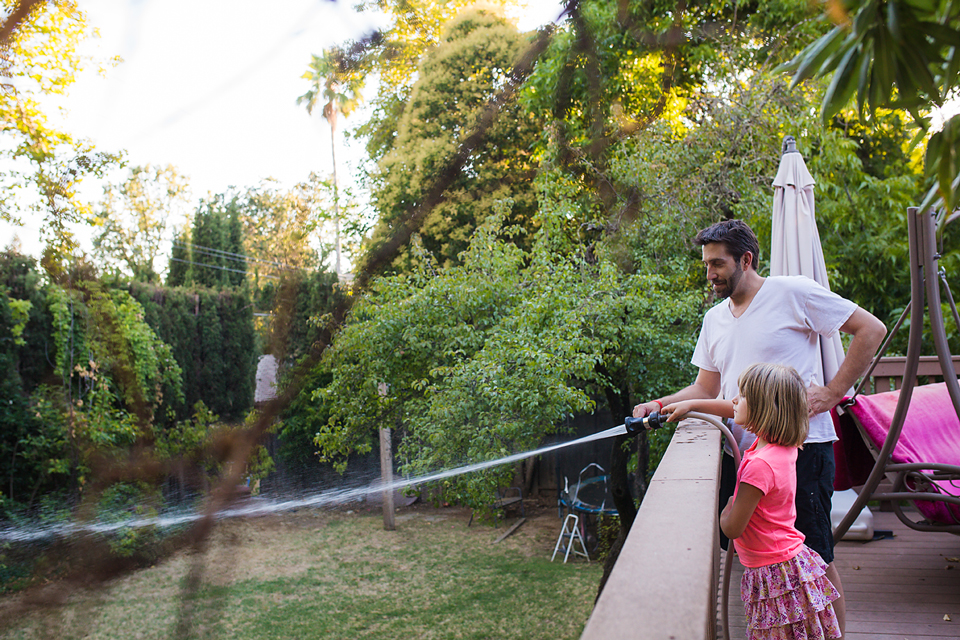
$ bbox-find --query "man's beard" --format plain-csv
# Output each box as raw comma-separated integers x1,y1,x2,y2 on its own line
713,262,743,299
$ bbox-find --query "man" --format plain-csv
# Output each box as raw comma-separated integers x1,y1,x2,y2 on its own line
633,219,886,638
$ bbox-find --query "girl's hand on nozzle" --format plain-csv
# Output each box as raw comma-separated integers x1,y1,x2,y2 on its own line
661,400,696,422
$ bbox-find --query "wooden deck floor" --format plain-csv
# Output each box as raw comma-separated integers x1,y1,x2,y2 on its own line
719,509,960,639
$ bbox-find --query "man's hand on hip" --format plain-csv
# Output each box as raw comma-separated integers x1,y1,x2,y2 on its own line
807,383,843,416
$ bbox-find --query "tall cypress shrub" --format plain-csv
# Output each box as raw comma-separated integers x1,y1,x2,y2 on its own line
167,229,191,287
190,194,247,289
129,283,255,423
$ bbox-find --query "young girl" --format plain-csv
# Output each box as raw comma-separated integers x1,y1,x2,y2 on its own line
664,362,841,640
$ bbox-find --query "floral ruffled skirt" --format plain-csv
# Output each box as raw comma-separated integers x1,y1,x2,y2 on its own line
740,545,841,640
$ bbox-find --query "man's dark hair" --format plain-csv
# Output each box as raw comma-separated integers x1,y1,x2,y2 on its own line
694,219,760,270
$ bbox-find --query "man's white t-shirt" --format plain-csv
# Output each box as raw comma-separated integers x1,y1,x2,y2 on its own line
691,275,857,451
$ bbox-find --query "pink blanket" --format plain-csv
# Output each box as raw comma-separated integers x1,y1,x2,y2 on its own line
832,382,960,524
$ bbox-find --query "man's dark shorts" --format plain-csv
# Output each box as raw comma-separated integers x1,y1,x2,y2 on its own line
795,441,836,564
719,441,836,565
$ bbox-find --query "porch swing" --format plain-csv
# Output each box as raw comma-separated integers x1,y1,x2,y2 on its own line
832,207,960,538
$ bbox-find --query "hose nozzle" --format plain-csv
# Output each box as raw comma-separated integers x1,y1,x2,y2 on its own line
624,412,668,436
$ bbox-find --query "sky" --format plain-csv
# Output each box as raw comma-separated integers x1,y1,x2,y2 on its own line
1,0,566,261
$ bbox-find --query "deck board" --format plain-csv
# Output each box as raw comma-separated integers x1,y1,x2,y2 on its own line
719,510,960,639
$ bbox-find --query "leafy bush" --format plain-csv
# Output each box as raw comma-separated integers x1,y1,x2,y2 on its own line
310,212,700,509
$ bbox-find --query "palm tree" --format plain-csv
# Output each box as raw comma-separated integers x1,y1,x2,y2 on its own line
297,48,362,276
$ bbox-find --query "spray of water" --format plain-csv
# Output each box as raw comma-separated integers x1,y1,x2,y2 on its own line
0,424,628,544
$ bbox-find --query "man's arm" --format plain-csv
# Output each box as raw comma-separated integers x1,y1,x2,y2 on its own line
632,368,721,418
807,307,887,415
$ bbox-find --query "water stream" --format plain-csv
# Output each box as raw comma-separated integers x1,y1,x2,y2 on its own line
0,424,628,544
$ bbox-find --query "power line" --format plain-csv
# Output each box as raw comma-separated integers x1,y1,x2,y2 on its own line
174,242,281,269
173,241,300,271
168,256,278,280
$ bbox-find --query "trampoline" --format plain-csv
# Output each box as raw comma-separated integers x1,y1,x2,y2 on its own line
558,463,619,517
557,463,619,554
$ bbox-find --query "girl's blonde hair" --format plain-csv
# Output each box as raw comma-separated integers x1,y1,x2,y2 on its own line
737,363,808,448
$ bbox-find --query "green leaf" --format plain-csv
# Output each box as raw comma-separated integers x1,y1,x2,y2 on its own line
898,36,941,102
822,45,862,122
780,25,848,84
856,43,873,116
945,46,960,95
886,1,901,41
874,26,897,105
920,23,960,49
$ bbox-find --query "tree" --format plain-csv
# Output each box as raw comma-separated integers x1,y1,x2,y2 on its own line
129,282,257,424
364,8,544,270
517,0,831,247
595,63,924,329
236,178,353,361
312,213,701,506
780,0,960,211
93,164,192,282
6,276,184,505
341,0,520,163
298,50,364,275
238,176,333,277
166,226,191,287
171,193,246,289
0,0,120,259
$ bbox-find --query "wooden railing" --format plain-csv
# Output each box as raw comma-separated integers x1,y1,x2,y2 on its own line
581,419,723,640
863,355,960,393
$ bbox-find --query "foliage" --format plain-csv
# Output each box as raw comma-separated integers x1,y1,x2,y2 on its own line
0,0,120,258
0,253,57,505
364,9,544,270
594,513,621,563
94,481,163,559
236,176,372,286
128,282,256,423
255,269,344,364
46,282,183,424
314,213,700,507
0,251,50,390
780,0,960,211
274,361,333,471
24,280,184,500
0,351,49,505
0,273,184,508
298,49,364,123
17,385,72,502
156,401,274,491
168,193,246,289
298,46,366,276
93,164,192,282
238,178,325,277
516,0,826,239
598,67,924,332
155,400,220,472
344,0,520,162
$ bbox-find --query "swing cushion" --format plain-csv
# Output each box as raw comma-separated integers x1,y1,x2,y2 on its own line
833,382,960,524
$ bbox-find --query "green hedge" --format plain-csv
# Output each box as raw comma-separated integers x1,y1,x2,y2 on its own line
129,283,256,423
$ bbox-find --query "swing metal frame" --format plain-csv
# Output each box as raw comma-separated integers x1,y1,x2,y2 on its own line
833,207,960,539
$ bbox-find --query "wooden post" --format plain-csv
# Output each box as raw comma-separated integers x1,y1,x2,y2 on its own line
380,427,395,531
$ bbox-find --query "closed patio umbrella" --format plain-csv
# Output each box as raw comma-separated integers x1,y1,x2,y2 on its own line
770,135,846,386
771,136,874,539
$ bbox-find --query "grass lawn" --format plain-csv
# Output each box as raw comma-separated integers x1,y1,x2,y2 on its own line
0,502,603,639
